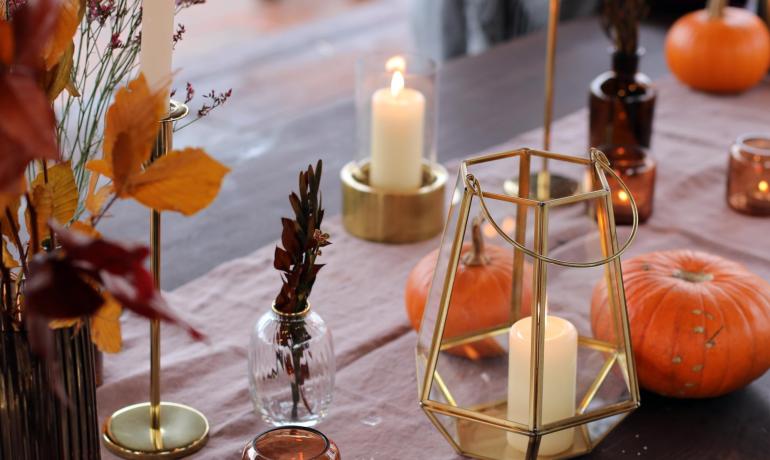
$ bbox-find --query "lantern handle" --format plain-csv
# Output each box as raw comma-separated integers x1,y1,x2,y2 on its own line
466,151,638,268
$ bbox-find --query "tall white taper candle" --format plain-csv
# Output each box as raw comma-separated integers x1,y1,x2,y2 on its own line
140,0,175,99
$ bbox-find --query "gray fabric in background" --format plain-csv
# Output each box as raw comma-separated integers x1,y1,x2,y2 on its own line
411,0,600,61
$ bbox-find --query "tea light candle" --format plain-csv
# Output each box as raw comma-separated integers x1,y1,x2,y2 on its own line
140,0,175,98
508,315,577,456
369,69,425,191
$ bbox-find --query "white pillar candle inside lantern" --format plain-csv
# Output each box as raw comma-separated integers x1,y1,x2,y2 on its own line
507,315,578,456
140,0,175,98
369,69,425,191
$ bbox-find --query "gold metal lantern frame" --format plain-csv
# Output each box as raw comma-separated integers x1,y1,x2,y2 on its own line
416,148,640,460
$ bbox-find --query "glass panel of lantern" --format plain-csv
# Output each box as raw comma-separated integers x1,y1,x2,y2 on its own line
416,148,640,460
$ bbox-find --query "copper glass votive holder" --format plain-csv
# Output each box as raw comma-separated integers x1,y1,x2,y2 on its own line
596,145,656,225
241,427,340,460
727,134,770,216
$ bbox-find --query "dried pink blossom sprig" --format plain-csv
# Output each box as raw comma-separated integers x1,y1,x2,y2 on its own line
171,85,233,130
87,0,115,26
172,23,185,46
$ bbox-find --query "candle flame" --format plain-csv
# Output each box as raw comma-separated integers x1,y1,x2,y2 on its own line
390,70,404,97
617,190,629,203
759,180,769,193
385,55,406,73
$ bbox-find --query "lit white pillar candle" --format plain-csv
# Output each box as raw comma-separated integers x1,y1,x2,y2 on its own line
369,70,425,191
508,315,577,456
140,0,175,98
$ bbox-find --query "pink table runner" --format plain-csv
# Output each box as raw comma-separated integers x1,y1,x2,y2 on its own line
98,77,770,458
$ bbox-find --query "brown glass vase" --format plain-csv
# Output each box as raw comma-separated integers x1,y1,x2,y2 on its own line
589,49,657,148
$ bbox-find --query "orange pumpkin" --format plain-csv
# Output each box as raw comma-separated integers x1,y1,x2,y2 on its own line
405,217,533,359
665,0,770,93
591,250,770,398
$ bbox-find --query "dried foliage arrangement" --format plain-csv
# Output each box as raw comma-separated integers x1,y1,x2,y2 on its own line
0,0,229,361
271,160,331,419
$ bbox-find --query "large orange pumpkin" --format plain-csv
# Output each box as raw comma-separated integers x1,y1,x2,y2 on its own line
405,217,533,359
665,0,770,93
591,250,770,398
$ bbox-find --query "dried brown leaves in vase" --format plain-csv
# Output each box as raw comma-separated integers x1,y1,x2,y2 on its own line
273,160,331,314
271,160,331,421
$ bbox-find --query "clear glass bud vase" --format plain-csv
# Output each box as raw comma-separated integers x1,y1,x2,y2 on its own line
249,306,335,427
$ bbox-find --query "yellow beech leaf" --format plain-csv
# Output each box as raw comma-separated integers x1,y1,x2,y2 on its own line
43,0,82,70
26,184,53,245
86,159,113,178
90,295,122,353
0,195,20,244
50,317,81,329
128,148,230,216
32,162,78,225
70,220,101,237
102,75,168,194
86,184,112,216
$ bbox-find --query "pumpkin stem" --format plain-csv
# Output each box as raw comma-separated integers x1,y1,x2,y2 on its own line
462,214,489,267
706,0,726,19
672,269,714,283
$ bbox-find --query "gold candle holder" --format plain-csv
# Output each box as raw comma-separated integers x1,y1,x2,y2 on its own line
341,161,447,243
102,101,210,459
417,148,640,460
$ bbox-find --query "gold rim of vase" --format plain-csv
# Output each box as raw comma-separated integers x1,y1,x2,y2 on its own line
271,302,311,318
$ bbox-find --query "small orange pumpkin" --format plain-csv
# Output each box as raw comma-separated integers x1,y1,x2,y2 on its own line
591,250,770,398
665,0,770,93
405,216,533,359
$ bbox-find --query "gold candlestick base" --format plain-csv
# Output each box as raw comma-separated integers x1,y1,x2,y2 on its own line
503,172,579,200
341,161,447,244
103,402,209,459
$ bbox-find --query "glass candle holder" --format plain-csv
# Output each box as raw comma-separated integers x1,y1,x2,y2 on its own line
342,53,446,244
354,53,437,192
241,427,340,460
727,134,770,216
599,145,656,225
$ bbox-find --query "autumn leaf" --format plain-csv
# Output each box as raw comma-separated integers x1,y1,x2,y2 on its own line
0,21,12,65
70,220,100,237
43,0,82,70
31,162,79,225
89,294,122,353
85,173,113,216
50,317,80,329
0,0,61,193
26,184,54,245
98,74,168,195
129,148,230,215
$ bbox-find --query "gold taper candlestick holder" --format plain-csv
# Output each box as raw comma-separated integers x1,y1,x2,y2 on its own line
504,0,579,200
103,101,210,459
341,161,447,243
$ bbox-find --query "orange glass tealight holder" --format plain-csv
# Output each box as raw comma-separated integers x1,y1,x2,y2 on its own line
727,134,770,216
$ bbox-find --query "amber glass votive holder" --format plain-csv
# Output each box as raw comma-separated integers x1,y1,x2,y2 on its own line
242,426,341,460
597,145,656,225
727,134,770,216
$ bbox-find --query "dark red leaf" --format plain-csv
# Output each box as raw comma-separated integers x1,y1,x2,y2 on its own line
53,221,150,276
25,256,104,318
274,247,292,272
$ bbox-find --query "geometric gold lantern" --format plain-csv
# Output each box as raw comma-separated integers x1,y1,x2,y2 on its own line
416,147,639,459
